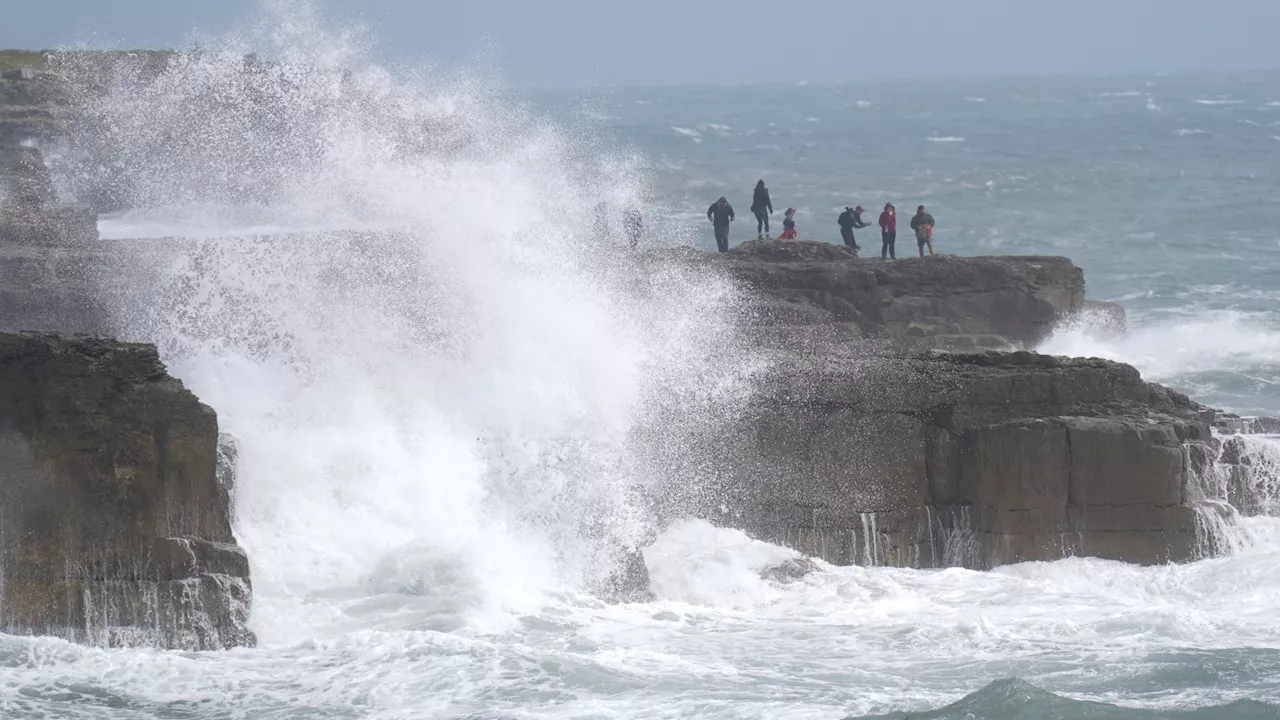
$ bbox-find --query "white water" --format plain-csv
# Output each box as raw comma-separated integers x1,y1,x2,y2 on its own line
7,4,1280,718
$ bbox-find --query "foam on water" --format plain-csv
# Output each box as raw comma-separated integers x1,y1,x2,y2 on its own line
5,4,1280,718
1041,309,1280,414
58,0,758,646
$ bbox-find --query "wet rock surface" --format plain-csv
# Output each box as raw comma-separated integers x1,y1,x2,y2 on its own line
0,333,254,649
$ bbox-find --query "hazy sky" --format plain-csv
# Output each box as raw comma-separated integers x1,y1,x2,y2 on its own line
4,0,1280,87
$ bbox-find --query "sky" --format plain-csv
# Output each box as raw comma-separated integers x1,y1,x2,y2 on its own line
3,0,1280,87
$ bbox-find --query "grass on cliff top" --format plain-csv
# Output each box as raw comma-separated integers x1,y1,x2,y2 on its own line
0,49,178,74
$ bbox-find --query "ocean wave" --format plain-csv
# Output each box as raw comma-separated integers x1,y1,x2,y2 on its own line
964,96,986,103
1098,90,1144,97
845,678,1280,720
1196,99,1244,105
927,136,966,143
1175,128,1209,136
1040,309,1280,414
671,125,703,142
856,100,874,108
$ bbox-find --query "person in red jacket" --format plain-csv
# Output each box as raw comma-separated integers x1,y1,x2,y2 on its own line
878,203,897,259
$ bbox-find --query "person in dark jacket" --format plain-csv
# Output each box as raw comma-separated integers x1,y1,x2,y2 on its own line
707,196,735,252
623,208,642,249
910,205,936,257
878,203,897,259
750,179,773,239
837,205,870,251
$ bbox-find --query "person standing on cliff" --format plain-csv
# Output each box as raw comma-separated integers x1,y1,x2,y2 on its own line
838,205,870,252
707,196,735,252
624,208,643,249
750,179,773,239
879,203,897,259
910,205,935,257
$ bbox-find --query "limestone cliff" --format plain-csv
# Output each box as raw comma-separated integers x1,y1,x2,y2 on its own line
645,241,1234,569
0,333,253,649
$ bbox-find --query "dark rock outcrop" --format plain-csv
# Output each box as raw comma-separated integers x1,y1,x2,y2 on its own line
0,333,254,649
643,240,1237,569
676,347,1223,569
706,240,1085,349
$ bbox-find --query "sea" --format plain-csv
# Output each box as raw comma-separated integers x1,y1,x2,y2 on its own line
5,3,1280,718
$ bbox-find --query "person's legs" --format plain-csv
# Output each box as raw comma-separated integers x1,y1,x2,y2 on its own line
918,236,927,257
881,231,890,259
927,240,935,256
842,227,855,248
755,211,768,237
715,225,729,252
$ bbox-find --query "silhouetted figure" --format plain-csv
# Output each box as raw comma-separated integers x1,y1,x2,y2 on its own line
592,201,610,242
879,203,897,259
750,179,773,239
838,205,870,251
624,208,643,249
707,196,735,252
911,205,936,257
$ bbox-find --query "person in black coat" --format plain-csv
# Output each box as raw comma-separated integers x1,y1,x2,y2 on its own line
707,196,735,252
750,179,773,239
837,205,871,251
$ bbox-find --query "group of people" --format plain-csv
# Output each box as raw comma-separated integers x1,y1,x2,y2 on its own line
707,180,937,259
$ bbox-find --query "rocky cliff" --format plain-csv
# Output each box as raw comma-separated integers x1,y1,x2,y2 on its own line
645,241,1237,569
715,240,1087,349
0,333,253,649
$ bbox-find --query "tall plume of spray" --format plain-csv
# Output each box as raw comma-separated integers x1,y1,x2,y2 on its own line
55,0,761,637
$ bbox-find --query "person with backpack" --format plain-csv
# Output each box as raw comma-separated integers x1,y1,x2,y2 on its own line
910,205,936,257
750,179,773,239
838,205,870,252
707,196,736,252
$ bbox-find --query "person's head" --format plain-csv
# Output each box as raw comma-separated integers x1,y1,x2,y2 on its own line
785,207,795,216
917,205,926,213
718,196,727,204
855,205,864,213
885,202,894,211
756,179,765,190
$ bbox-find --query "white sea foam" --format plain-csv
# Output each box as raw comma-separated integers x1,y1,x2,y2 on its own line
7,4,1280,719
927,136,966,143
671,125,703,142
1040,309,1280,402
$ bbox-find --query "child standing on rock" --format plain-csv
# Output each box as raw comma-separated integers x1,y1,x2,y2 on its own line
779,208,798,240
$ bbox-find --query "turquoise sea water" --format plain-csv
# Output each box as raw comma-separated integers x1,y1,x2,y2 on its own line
5,19,1280,717
540,72,1280,416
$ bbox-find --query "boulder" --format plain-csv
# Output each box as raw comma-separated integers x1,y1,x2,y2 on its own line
0,332,254,649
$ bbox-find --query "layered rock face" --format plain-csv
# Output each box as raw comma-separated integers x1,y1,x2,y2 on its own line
715,239,1087,349
0,333,253,649
697,349,1222,569
648,241,1227,569
0,146,104,334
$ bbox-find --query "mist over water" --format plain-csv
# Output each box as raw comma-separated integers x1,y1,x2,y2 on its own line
69,0,757,641
4,3,1280,719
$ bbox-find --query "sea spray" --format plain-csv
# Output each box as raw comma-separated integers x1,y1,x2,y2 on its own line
55,0,762,640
